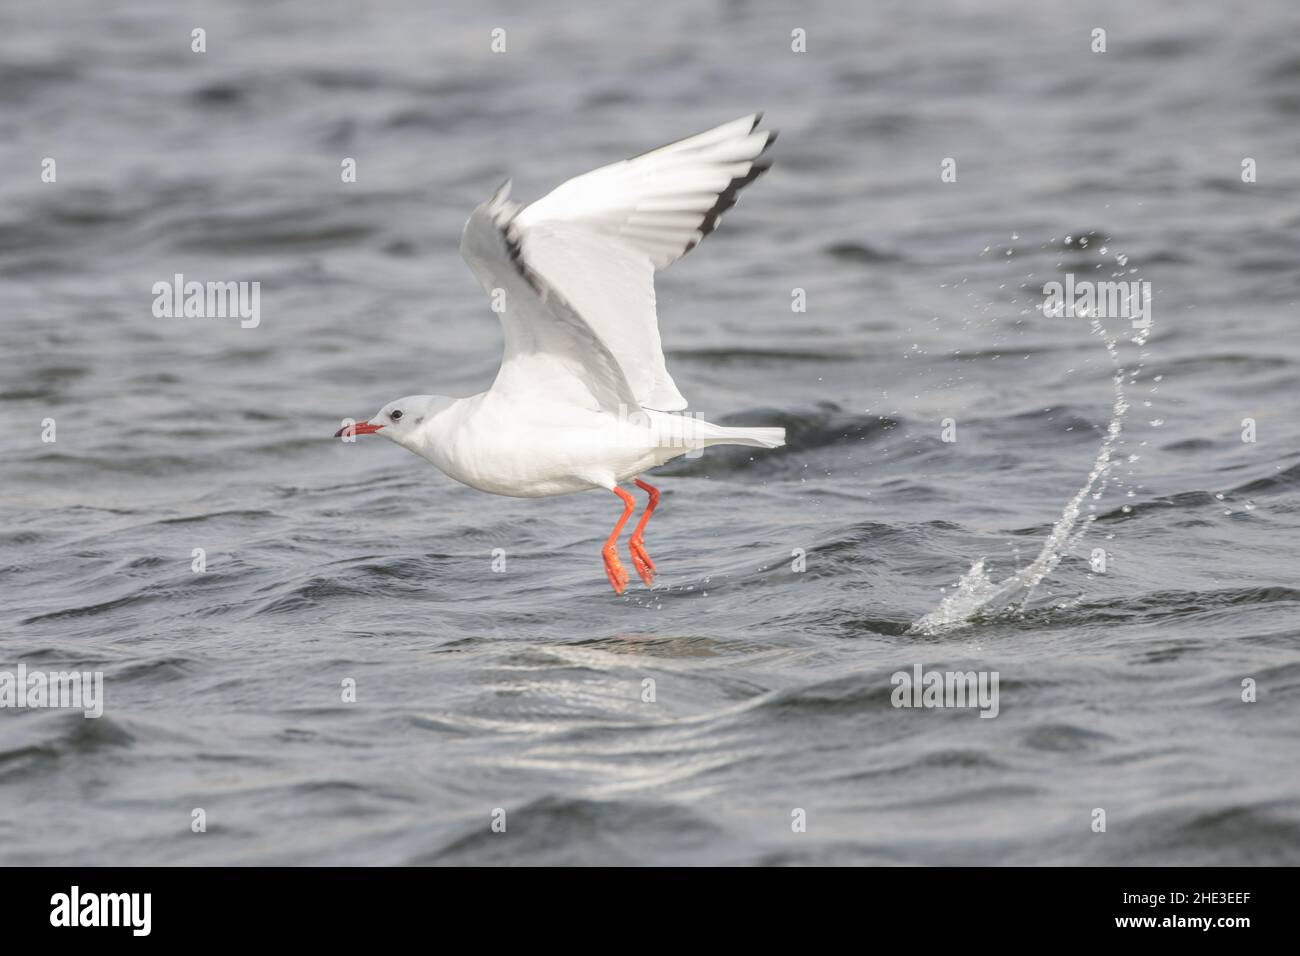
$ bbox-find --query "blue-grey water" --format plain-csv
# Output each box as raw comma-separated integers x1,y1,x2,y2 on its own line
2,0,1298,865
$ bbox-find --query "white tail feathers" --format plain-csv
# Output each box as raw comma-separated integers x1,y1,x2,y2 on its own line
706,426,786,450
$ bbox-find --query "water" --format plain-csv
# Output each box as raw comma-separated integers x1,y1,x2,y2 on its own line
2,0,1299,865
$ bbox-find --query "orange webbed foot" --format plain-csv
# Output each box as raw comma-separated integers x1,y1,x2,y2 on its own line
602,545,629,594
628,536,656,587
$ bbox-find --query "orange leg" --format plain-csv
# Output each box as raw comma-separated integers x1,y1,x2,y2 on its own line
602,487,637,594
628,478,660,586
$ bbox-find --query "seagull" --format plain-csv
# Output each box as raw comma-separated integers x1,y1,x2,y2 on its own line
335,114,786,594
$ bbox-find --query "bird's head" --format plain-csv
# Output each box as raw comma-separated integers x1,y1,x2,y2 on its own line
334,395,448,449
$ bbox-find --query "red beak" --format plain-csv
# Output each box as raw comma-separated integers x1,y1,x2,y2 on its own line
334,420,384,438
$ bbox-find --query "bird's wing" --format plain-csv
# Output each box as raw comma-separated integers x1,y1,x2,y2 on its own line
461,114,775,413
459,181,642,415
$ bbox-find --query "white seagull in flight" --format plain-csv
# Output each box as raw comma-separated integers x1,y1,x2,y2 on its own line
336,114,785,594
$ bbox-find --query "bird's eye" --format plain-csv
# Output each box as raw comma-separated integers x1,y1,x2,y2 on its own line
390,409,403,421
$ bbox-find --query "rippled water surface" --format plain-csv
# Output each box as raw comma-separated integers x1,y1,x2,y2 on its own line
2,0,1299,865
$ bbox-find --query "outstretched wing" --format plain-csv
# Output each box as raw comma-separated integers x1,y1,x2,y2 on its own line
513,114,775,411
459,114,775,412
459,182,642,415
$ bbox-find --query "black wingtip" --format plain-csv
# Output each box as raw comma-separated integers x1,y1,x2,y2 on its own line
699,161,770,240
